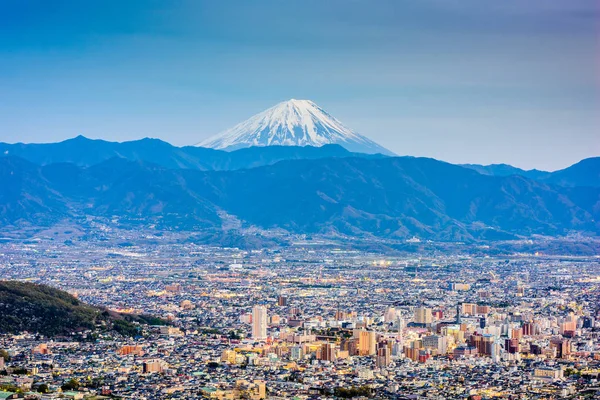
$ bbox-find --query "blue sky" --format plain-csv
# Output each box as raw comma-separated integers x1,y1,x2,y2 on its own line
0,0,598,170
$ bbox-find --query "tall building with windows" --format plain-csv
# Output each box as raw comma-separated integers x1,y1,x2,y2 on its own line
376,346,391,368
252,305,268,339
353,329,377,356
277,295,288,307
318,343,337,362
414,307,433,326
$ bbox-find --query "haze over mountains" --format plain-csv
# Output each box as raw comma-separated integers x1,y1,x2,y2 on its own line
0,135,377,171
1,136,599,242
1,99,598,243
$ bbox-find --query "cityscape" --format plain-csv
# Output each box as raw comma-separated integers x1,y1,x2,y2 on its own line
1,1,599,399
0,230,599,399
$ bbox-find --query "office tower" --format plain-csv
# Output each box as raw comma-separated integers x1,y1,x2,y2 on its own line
491,341,500,363
423,335,448,355
376,347,391,368
550,338,571,358
290,346,303,360
530,343,542,355
511,328,522,340
505,338,519,354
319,343,336,362
560,313,577,335
252,305,268,339
414,307,433,326
277,295,288,307
461,303,477,315
396,315,404,344
522,322,534,336
469,334,493,356
354,329,377,356
476,305,490,314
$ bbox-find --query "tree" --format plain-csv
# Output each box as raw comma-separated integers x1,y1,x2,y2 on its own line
12,368,28,375
37,383,49,393
61,378,80,391
334,386,372,398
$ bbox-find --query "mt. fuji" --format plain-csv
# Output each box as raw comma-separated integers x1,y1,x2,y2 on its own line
196,99,394,155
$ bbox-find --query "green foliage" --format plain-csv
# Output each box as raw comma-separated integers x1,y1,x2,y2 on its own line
334,385,372,398
61,378,80,391
0,281,168,338
0,383,20,392
0,281,100,336
200,328,221,335
37,383,49,393
111,319,139,337
125,314,168,326
0,349,9,362
12,367,28,375
564,367,581,378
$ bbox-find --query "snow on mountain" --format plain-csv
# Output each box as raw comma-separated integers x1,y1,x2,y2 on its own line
196,99,394,155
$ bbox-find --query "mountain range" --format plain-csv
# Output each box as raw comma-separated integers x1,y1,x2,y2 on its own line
1,151,598,241
1,135,598,187
461,159,600,188
1,96,599,244
0,135,380,171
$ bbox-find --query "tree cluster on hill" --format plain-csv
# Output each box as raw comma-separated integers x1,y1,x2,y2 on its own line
0,281,167,337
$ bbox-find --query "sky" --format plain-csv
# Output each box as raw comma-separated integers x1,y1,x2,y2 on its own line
0,0,598,170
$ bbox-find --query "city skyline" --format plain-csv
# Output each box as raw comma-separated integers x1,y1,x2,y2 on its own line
1,2,599,398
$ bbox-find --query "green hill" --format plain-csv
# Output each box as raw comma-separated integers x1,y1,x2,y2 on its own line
0,281,166,337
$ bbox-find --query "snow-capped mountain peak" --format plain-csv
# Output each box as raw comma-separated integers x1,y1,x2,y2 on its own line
195,99,393,155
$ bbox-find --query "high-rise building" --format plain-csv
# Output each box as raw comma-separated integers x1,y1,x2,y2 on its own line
277,295,288,307
469,334,495,356
522,322,534,336
423,335,448,355
252,305,268,339
505,338,519,354
550,338,571,358
354,329,377,356
318,343,336,362
491,341,501,363
414,307,433,326
290,346,303,360
376,347,391,368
